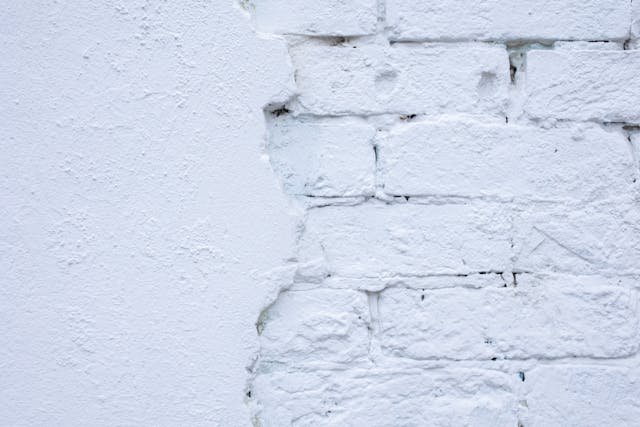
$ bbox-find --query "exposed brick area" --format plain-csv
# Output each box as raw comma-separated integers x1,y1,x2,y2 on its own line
247,1,640,425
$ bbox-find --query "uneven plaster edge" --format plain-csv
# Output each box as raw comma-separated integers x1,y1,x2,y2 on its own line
235,2,305,425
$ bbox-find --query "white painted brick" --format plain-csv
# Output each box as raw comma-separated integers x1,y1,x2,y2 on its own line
251,0,378,36
268,116,375,196
259,289,370,365
252,367,517,426
524,50,640,122
525,366,640,426
379,120,635,203
632,131,640,172
514,201,640,275
250,6,640,425
386,0,630,41
633,0,640,39
299,199,640,277
378,275,638,360
298,202,513,277
290,42,509,116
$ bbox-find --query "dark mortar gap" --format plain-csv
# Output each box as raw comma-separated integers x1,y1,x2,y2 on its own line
518,371,526,382
269,106,290,117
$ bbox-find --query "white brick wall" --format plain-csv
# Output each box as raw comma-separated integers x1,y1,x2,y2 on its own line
633,0,640,40
248,1,640,426
379,276,638,360
386,0,631,41
298,202,513,277
290,41,509,116
258,289,371,366
378,120,634,202
525,366,640,426
253,368,518,426
267,116,376,196
524,50,640,122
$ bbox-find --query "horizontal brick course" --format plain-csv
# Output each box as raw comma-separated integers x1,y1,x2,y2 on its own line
253,367,517,426
525,366,640,426
378,276,638,360
513,201,640,275
379,120,635,203
259,289,370,365
524,50,640,123
386,0,631,41
290,42,509,116
268,116,375,196
298,202,513,277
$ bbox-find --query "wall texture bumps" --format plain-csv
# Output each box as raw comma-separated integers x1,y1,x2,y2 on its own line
1,2,298,425
247,1,640,426
3,1,639,425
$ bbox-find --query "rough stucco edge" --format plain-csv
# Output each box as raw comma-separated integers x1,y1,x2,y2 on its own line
243,264,296,425
234,2,303,425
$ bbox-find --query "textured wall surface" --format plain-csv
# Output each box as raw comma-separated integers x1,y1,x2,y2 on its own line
248,1,640,426
1,2,298,425
2,1,640,426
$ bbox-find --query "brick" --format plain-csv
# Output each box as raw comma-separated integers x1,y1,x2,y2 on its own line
513,201,640,275
298,202,513,277
525,366,640,426
633,0,640,39
386,0,630,41
378,120,635,203
378,275,638,360
632,131,640,171
299,200,640,278
267,116,376,196
252,367,517,426
290,41,509,116
251,0,378,36
259,289,370,366
524,49,640,122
